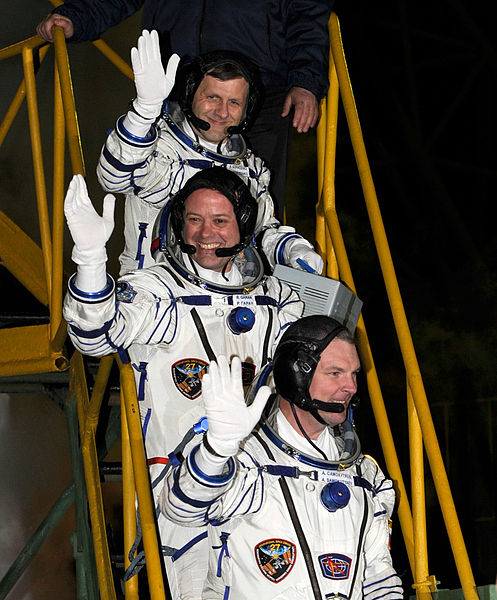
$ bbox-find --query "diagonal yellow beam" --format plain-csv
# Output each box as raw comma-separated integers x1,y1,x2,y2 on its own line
0,36,45,61
0,209,48,306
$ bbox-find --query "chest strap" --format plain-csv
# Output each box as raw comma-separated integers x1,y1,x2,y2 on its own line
176,295,277,307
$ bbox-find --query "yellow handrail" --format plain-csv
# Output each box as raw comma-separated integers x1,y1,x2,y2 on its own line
72,352,117,600
53,27,85,175
22,43,53,301
317,16,416,578
409,385,437,598
118,358,166,600
321,11,477,600
121,397,140,599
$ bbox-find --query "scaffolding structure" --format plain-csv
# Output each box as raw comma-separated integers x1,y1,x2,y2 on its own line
0,11,485,600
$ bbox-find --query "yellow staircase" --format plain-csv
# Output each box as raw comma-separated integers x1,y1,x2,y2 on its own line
0,11,485,600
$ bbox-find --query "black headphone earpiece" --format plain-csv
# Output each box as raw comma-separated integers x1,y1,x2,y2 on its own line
273,341,320,409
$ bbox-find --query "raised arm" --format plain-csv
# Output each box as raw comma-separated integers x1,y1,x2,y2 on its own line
62,175,178,356
97,31,180,197
64,174,115,294
159,356,271,524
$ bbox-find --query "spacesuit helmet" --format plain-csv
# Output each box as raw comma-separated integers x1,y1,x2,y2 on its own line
151,166,259,263
245,316,362,468
272,315,355,414
174,50,262,135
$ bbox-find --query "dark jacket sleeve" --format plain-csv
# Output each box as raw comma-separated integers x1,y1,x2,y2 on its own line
284,0,334,99
53,0,144,42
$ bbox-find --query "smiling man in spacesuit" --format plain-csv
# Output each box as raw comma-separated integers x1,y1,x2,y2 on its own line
62,168,303,598
96,29,323,276
160,315,404,599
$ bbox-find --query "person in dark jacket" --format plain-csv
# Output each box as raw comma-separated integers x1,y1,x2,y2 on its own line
36,0,334,218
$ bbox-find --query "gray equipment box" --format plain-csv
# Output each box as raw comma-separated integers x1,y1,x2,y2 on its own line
273,264,363,332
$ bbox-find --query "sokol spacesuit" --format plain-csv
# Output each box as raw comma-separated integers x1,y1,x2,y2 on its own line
160,316,404,600
96,30,322,275
63,168,303,598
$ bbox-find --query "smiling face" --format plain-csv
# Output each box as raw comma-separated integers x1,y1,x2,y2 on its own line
279,337,360,440
182,188,240,272
191,74,249,144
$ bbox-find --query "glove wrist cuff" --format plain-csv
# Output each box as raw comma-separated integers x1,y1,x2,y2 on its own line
131,98,162,121
202,433,231,459
71,246,107,266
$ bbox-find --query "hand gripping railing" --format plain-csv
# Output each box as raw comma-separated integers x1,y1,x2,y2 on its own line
317,12,477,600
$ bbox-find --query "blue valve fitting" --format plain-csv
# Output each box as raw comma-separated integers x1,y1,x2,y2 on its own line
320,481,350,512
227,306,255,334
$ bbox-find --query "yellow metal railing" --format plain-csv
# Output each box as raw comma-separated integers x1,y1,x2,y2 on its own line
119,358,166,600
1,26,162,596
317,12,477,600
1,9,478,599
0,22,133,377
70,351,166,600
0,32,75,376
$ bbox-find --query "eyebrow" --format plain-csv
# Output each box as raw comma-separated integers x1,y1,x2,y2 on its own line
322,364,361,373
185,210,233,219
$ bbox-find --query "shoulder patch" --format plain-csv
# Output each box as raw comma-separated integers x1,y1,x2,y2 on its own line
116,281,137,303
171,358,209,400
254,538,296,583
318,553,352,580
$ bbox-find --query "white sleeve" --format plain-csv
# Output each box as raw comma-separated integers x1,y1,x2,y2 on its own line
362,459,404,599
96,118,185,209
63,271,178,357
159,443,266,527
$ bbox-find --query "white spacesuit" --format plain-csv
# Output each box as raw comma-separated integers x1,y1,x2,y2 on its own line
96,31,322,275
161,409,401,600
159,318,404,600
62,170,304,598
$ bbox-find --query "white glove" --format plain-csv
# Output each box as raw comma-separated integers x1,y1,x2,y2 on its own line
131,30,180,120
283,237,324,274
203,356,271,458
64,174,115,292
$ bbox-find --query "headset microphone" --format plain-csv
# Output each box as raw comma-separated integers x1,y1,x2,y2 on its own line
308,399,345,413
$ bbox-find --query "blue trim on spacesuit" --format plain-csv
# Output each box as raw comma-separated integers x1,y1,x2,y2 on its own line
170,530,208,562
274,232,302,265
68,273,115,303
116,114,157,147
188,444,236,487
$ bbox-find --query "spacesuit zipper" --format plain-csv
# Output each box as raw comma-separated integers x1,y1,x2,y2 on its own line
347,463,369,595
261,282,273,365
278,478,323,599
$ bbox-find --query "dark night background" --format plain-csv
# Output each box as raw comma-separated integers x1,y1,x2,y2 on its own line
1,0,496,594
